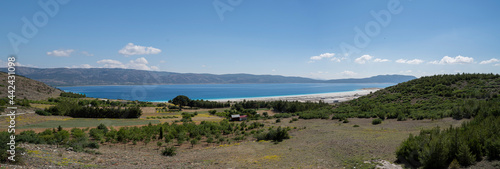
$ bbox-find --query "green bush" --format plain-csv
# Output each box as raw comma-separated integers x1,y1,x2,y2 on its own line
87,141,100,149
35,109,51,116
486,137,500,160
16,130,42,144
372,118,382,125
1,131,25,163
97,123,109,133
162,146,177,156
353,125,359,127
396,100,500,168
254,126,290,142
397,113,407,121
448,159,460,169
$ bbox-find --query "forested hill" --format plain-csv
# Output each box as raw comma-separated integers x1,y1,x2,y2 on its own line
332,73,500,120
6,67,416,86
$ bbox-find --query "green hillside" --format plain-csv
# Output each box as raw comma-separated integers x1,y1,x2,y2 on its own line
332,73,500,120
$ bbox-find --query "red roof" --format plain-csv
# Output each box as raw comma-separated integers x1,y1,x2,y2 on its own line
240,115,247,118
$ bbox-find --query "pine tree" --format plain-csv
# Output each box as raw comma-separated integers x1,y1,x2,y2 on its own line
456,142,475,166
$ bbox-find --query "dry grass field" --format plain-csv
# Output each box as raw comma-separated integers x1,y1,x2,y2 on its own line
8,116,474,168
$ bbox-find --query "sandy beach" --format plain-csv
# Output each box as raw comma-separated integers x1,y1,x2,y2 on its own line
209,88,380,103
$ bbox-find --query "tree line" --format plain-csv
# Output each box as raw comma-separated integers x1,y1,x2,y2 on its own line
169,95,229,109
396,99,500,168
36,98,142,118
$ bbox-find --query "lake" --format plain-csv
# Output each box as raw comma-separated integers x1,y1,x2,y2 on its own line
59,83,395,102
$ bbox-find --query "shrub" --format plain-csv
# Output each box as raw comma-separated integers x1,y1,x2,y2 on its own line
254,126,290,142
353,125,359,127
208,110,217,115
397,113,407,121
343,119,349,123
87,141,100,149
162,146,177,156
275,119,281,123
372,118,382,125
17,130,42,144
190,139,198,148
448,159,460,169
1,131,24,163
97,123,109,133
36,109,51,116
486,137,500,160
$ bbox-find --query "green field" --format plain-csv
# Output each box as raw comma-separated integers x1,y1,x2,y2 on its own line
19,118,161,129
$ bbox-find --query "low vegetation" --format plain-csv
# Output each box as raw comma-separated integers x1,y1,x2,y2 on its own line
254,126,290,142
60,92,86,98
34,97,142,118
332,73,500,120
396,99,500,168
169,95,229,109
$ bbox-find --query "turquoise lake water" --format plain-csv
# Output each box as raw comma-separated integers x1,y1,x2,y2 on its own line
59,83,395,102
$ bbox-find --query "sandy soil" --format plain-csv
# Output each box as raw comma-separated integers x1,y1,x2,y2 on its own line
209,88,380,103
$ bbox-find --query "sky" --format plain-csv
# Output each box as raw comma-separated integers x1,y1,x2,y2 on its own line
1,0,499,80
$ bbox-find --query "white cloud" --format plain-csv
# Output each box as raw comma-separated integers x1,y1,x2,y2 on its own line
127,57,150,70
0,61,36,67
430,55,474,64
118,43,162,56
373,58,390,62
160,60,166,63
68,64,93,68
310,53,335,61
354,55,373,64
309,53,346,63
340,70,357,76
96,57,158,70
354,55,389,64
396,59,424,64
78,64,92,68
47,49,75,57
479,58,499,64
97,59,125,68
150,66,160,71
495,63,500,66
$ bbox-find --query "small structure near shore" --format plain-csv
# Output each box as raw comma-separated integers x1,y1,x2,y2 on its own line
230,114,247,121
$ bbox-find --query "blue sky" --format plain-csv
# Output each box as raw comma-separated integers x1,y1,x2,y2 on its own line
1,0,499,79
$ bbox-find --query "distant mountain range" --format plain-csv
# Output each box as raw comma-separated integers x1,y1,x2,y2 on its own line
7,67,416,86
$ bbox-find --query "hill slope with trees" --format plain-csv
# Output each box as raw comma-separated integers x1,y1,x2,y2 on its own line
332,73,500,120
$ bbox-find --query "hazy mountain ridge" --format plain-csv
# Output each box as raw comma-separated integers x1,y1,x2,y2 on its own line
7,67,416,86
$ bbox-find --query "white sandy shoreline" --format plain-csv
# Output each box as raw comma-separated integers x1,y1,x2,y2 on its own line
208,88,381,103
